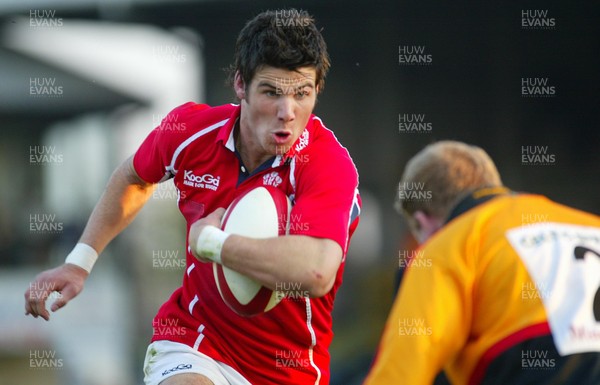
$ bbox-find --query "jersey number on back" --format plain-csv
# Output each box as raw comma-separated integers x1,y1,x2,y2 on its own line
574,246,600,321
507,223,600,356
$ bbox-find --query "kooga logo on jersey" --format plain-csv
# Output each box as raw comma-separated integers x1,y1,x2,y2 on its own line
183,170,220,191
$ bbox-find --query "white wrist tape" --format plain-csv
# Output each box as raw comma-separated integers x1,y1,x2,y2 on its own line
195,226,230,264
65,243,98,273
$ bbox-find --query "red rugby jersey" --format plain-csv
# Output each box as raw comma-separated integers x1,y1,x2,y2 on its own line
133,102,361,384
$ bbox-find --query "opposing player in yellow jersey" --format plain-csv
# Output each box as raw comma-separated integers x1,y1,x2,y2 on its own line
364,141,600,385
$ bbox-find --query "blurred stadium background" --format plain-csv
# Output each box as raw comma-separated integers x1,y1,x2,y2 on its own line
0,1,598,384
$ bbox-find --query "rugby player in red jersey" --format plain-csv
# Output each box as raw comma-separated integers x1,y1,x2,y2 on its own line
25,9,360,385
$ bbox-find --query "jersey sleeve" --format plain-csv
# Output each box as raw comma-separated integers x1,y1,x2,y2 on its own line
133,102,207,183
363,240,473,384
290,137,360,254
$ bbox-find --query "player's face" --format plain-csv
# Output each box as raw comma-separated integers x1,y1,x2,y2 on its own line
236,65,317,163
410,211,444,244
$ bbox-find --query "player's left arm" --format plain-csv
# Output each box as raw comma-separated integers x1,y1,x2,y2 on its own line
190,210,342,298
190,144,359,298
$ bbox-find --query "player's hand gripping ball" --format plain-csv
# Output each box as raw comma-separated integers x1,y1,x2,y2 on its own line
214,186,291,316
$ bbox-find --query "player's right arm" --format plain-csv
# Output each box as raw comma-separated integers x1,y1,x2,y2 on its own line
25,156,155,321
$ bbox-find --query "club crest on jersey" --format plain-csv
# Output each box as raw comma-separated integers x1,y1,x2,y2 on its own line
294,129,309,153
263,171,283,187
183,170,220,191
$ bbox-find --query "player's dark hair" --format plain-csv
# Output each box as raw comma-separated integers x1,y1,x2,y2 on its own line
228,9,330,93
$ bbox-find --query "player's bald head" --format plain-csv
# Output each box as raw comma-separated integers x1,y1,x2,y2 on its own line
397,141,503,222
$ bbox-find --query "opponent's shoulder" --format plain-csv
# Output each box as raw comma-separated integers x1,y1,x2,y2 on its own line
422,194,521,254
431,193,600,255
501,194,600,227
474,194,599,227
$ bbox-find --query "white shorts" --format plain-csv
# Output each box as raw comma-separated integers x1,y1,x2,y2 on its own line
143,340,252,385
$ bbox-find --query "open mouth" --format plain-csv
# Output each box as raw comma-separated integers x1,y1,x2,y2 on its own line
273,131,292,144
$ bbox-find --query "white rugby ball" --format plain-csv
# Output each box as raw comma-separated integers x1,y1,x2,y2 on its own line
213,186,291,317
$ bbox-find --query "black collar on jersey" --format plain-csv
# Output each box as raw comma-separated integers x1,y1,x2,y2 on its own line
445,186,514,224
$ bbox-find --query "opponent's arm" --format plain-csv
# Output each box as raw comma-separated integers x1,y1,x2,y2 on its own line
363,246,471,385
189,209,342,298
25,156,155,320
